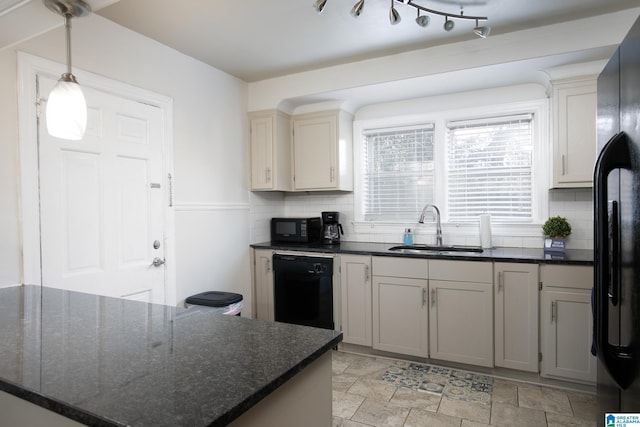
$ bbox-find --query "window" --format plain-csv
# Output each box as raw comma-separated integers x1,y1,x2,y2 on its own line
447,114,534,222
362,125,434,221
358,106,543,225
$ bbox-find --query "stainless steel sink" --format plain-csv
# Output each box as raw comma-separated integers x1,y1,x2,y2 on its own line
388,244,483,253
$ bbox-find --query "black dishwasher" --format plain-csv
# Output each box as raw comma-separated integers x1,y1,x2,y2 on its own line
273,254,334,330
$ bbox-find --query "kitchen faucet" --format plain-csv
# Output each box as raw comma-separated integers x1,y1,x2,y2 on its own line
418,204,442,246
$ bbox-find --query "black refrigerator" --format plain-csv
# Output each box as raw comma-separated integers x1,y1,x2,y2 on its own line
594,15,640,416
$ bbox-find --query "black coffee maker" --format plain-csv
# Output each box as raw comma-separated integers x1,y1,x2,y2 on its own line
321,211,344,245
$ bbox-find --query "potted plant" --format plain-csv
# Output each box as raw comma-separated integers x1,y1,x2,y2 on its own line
542,216,572,252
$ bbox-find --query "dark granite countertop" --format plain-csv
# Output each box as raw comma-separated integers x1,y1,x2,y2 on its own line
250,241,593,265
0,285,342,427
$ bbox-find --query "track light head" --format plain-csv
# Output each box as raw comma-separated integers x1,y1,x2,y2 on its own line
444,16,455,31
389,0,400,25
415,9,429,27
313,0,328,13
473,23,491,38
351,0,365,17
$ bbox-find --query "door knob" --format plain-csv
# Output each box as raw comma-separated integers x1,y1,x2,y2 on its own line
151,257,165,267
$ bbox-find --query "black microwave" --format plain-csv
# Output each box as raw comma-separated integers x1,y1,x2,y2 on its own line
271,217,321,243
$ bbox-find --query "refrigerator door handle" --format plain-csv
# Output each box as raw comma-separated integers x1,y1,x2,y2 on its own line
593,131,638,390
606,200,619,306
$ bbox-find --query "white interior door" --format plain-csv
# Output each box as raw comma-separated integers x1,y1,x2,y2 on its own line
38,75,167,304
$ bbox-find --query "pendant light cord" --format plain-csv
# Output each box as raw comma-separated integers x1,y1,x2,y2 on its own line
64,13,73,78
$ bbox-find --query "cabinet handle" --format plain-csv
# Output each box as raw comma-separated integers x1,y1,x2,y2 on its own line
551,301,557,323
431,289,436,307
265,259,271,273
364,265,370,283
498,272,503,293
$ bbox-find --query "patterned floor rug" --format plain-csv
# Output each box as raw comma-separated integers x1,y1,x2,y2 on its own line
379,362,493,404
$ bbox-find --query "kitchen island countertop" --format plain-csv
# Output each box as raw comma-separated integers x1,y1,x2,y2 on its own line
0,285,342,426
250,241,593,265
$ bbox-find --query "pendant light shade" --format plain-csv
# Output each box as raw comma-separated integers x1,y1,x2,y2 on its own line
46,75,87,140
43,0,91,140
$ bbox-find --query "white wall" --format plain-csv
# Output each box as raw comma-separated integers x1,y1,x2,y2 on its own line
1,15,252,312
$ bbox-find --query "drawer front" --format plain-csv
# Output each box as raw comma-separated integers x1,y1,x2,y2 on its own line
372,256,428,279
540,264,593,289
429,260,493,283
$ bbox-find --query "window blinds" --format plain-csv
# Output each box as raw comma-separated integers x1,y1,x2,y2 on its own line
446,114,534,222
363,125,435,221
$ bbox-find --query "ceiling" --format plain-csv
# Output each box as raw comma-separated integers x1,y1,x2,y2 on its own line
96,0,640,82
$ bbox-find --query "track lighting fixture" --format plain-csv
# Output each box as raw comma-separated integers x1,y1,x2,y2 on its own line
43,0,91,141
316,0,489,37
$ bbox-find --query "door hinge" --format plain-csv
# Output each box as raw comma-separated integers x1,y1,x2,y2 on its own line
539,281,543,291
539,352,543,362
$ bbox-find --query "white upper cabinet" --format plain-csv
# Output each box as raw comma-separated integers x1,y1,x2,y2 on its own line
551,76,597,188
291,109,353,191
249,110,291,191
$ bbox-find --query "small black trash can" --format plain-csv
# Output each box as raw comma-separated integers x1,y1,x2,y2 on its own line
185,291,243,316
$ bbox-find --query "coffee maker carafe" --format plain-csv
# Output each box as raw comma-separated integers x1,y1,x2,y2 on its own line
322,211,343,245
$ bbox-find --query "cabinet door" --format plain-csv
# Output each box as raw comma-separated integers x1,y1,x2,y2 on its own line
292,114,337,190
429,280,493,367
250,115,274,190
372,276,428,357
249,111,291,191
540,288,597,383
494,263,539,372
552,79,597,187
340,255,372,346
253,249,274,321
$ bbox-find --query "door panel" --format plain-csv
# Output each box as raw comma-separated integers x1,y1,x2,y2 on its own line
39,75,166,304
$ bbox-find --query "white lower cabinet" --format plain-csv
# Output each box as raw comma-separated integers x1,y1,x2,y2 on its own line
372,257,428,357
494,263,539,372
340,255,372,346
428,260,494,367
253,249,274,321
540,264,596,384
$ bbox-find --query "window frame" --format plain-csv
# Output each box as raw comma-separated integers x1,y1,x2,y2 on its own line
353,99,549,237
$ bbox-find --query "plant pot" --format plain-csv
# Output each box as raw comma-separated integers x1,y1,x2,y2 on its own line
544,237,566,253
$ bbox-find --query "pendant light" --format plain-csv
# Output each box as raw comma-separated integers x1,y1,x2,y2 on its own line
43,0,91,141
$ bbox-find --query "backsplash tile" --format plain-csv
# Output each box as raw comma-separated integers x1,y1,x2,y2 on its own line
249,188,594,249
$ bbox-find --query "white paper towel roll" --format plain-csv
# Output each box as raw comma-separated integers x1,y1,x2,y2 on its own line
480,214,492,249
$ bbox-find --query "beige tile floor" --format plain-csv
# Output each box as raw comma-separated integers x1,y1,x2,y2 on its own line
331,350,599,427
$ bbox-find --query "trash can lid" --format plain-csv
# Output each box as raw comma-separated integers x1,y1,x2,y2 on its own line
185,291,243,307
